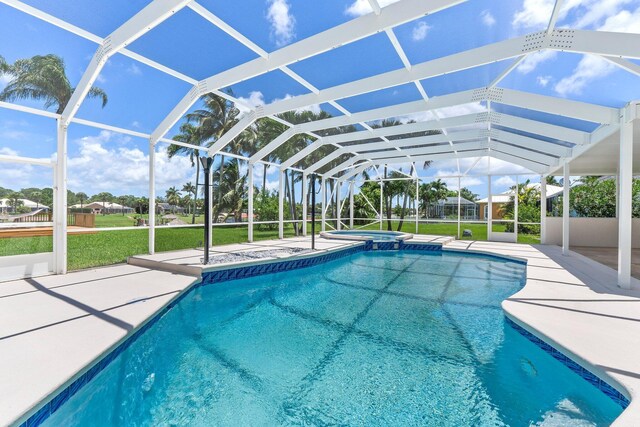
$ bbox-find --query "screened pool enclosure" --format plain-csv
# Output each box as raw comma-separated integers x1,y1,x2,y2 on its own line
0,0,638,289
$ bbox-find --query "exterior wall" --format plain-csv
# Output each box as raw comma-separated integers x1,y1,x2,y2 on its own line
545,217,640,248
478,202,505,220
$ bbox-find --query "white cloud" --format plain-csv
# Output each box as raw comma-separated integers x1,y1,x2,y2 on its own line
131,121,141,129
512,0,583,30
572,0,635,30
127,63,142,76
0,147,19,156
344,0,399,17
236,91,321,117
412,21,430,41
536,75,552,87
267,0,296,47
64,131,196,195
481,10,496,27
494,175,516,187
549,4,640,97
516,50,557,74
554,55,616,96
95,73,107,84
599,4,640,32
274,93,321,114
237,91,266,115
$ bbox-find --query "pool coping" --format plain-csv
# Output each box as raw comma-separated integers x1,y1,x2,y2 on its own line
15,240,638,426
319,230,414,242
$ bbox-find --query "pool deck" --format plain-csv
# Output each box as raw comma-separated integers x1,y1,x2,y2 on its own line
1,235,640,425
447,239,640,426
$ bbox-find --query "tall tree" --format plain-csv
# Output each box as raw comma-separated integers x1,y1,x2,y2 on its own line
169,123,205,224
76,192,88,209
0,54,107,114
165,187,181,213
182,182,196,216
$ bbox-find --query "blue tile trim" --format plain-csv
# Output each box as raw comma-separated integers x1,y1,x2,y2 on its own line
506,317,630,409
401,242,442,252
200,245,365,286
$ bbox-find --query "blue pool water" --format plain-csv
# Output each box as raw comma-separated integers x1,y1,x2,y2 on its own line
328,230,404,241
43,251,623,426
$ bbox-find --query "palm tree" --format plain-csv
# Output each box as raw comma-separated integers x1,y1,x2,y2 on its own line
165,187,181,213
182,182,196,216
31,190,41,210
0,54,107,114
76,192,88,209
169,123,205,224
117,196,128,216
186,93,240,210
211,159,247,222
7,191,23,214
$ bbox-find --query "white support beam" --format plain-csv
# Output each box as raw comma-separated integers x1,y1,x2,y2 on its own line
61,0,191,125
618,108,634,288
494,88,619,124
338,163,373,183
306,149,352,173
324,140,487,177
278,168,285,239
492,112,589,145
562,161,570,255
278,112,483,168
490,140,560,166
321,177,326,231
490,129,571,158
248,163,254,242
302,173,308,236
148,141,156,255
0,154,53,167
208,111,258,155
489,55,526,88
342,150,488,173
349,181,355,229
53,120,67,274
602,55,640,78
540,176,547,244
489,150,550,174
250,127,296,162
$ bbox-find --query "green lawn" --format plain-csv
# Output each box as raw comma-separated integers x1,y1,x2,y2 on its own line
93,213,204,228
0,220,539,271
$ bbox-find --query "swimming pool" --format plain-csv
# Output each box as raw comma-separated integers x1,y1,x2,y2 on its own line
321,230,412,242
41,250,622,426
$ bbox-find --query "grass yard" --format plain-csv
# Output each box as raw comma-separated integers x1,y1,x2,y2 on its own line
0,220,539,271
93,214,204,228
0,224,292,270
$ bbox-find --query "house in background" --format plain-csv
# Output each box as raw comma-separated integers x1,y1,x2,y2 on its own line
156,202,185,215
70,201,134,214
0,198,50,214
477,184,563,220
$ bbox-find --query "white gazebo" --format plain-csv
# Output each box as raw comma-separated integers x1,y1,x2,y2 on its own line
0,0,638,289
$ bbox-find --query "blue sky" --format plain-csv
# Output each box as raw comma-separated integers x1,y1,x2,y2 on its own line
1,0,639,199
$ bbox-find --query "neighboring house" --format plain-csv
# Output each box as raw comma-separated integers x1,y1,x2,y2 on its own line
0,198,50,214
70,201,134,214
156,203,185,215
426,197,478,220
477,184,563,220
